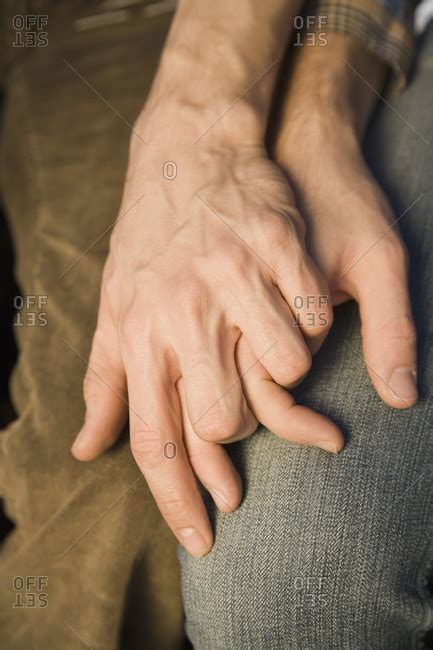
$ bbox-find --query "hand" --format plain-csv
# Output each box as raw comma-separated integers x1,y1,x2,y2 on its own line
274,35,418,409
71,105,343,557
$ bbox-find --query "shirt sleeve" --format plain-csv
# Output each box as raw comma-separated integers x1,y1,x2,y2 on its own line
301,0,417,90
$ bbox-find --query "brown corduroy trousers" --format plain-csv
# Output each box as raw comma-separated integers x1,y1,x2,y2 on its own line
0,3,183,649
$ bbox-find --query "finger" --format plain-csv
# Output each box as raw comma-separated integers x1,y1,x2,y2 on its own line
232,281,312,388
178,378,242,512
265,209,333,350
175,316,257,442
124,345,213,557
277,253,333,354
347,238,417,409
72,291,127,461
236,337,344,453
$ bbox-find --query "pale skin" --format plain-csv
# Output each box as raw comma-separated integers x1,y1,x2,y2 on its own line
71,1,418,557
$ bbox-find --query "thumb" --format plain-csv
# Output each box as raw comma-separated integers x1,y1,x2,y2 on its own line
72,298,127,460
349,239,417,409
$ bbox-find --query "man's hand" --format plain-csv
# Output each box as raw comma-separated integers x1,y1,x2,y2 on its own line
72,111,342,557
68,0,343,555
71,0,344,558
274,33,418,408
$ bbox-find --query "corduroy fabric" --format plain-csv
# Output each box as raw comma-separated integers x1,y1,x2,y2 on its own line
0,4,183,649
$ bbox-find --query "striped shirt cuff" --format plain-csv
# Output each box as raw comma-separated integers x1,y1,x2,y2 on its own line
301,0,415,90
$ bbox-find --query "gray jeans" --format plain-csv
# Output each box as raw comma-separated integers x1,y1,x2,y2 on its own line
179,24,433,650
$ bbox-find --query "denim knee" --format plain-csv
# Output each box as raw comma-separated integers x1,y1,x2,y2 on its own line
180,429,432,649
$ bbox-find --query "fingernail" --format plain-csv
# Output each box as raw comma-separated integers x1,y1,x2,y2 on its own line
316,440,338,454
178,528,210,557
389,368,418,402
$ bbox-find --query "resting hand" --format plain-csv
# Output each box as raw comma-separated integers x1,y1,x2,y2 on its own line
274,34,418,409
72,104,343,556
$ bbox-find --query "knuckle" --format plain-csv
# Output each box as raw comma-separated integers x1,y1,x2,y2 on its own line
240,412,259,439
267,211,305,254
266,214,308,275
274,347,312,385
224,245,251,278
131,432,167,471
186,446,206,464
193,408,243,442
378,314,416,343
316,302,333,331
158,496,189,524
267,214,292,251
295,296,333,334
284,207,307,240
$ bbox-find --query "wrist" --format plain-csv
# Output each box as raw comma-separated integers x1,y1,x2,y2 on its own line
141,48,271,147
135,0,305,148
135,96,266,151
273,33,387,162
274,97,360,163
